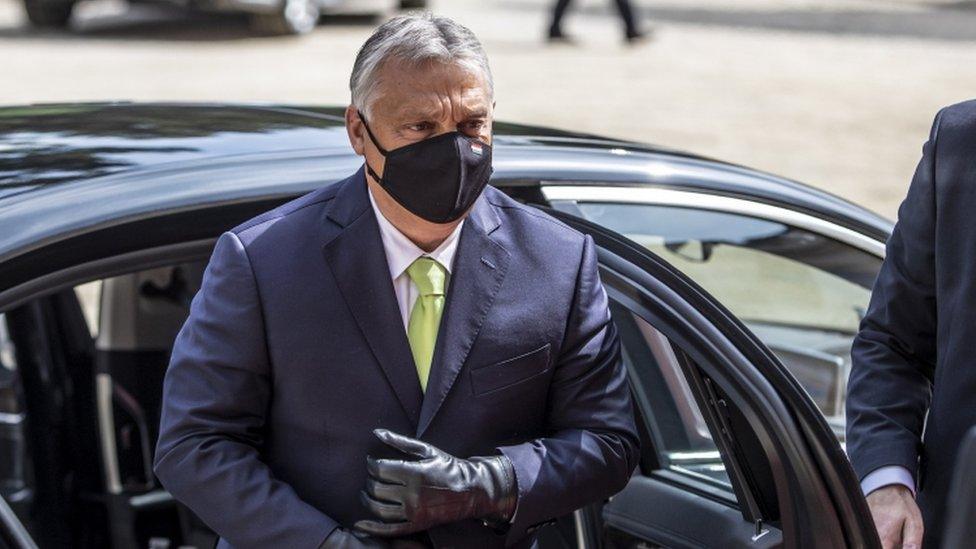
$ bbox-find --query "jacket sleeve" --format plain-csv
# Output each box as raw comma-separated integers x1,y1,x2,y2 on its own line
497,233,641,544
153,231,337,549
846,109,943,484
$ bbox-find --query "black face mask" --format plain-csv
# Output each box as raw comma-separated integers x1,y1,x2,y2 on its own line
358,110,493,224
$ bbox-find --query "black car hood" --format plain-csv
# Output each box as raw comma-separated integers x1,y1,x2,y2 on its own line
0,101,892,271
0,103,353,196
0,101,647,199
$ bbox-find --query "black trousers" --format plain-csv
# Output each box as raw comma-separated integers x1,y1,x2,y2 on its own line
550,0,640,37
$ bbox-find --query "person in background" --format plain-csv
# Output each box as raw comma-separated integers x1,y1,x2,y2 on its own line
847,100,976,549
548,0,647,43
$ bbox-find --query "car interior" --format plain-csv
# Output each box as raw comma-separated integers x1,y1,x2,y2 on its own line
1,262,213,548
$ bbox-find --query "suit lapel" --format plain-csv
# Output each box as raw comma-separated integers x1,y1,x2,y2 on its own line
321,168,423,427
417,194,510,437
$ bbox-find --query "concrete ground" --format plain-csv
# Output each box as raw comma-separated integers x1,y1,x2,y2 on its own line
3,0,976,219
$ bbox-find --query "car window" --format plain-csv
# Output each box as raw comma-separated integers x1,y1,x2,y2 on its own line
611,301,732,493
581,202,881,441
0,262,207,547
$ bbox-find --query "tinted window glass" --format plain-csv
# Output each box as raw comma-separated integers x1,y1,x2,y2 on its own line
611,302,732,492
582,203,882,440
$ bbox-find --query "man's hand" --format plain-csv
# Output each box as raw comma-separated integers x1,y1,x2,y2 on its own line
354,429,518,536
866,485,924,549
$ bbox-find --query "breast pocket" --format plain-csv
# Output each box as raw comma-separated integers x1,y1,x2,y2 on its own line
469,343,552,397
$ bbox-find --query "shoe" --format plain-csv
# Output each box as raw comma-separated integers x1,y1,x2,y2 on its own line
625,29,651,45
547,28,575,44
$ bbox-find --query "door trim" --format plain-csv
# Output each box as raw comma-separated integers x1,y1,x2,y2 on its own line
0,238,215,314
542,185,885,257
0,493,36,549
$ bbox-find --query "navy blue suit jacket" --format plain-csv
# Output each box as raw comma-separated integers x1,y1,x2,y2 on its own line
848,100,976,547
153,166,640,548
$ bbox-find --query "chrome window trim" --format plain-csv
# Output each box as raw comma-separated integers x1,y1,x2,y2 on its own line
670,463,731,486
669,450,722,461
97,373,123,495
572,509,587,549
541,185,886,258
0,491,37,549
0,412,24,425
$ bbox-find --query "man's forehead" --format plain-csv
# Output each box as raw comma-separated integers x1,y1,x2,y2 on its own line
391,97,489,120
372,60,491,119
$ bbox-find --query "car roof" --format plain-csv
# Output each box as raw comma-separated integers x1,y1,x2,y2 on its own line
0,102,892,263
0,101,688,196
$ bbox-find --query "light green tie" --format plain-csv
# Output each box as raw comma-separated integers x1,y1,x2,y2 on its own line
406,257,447,392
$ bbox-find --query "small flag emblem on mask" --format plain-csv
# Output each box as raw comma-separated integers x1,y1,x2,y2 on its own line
471,143,483,155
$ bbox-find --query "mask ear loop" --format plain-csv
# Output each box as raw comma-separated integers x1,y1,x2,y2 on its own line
357,110,390,156
357,110,390,185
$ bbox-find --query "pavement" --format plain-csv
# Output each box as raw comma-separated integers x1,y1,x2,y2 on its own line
3,0,976,219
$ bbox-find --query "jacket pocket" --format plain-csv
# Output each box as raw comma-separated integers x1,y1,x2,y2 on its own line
469,343,552,396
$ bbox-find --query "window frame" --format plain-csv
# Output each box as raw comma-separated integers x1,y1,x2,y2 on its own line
547,185,887,443
541,185,886,258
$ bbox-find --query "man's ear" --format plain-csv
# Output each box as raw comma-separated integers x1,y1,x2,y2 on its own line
345,105,366,156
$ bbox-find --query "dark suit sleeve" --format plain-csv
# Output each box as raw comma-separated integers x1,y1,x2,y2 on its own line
497,233,640,543
153,231,337,549
846,109,944,484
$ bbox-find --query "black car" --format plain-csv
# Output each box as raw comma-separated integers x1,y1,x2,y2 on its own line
22,0,427,36
0,101,945,548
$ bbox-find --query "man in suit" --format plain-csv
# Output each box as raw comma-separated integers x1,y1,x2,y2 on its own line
153,12,640,549
847,100,976,549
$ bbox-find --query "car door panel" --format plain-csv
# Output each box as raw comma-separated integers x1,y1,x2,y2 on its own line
601,296,781,549
603,476,782,549
538,207,878,549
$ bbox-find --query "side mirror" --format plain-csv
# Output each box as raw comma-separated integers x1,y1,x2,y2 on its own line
942,426,976,548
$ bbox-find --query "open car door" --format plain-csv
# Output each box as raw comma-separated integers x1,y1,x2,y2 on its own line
541,208,880,548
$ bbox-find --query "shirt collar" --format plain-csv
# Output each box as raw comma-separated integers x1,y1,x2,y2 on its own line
367,185,464,281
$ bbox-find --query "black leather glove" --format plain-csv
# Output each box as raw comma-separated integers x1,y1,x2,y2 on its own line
354,429,518,537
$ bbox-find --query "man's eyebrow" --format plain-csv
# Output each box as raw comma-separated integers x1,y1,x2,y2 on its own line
392,106,490,121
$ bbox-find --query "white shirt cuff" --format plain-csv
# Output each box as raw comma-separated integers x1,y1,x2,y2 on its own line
861,465,916,497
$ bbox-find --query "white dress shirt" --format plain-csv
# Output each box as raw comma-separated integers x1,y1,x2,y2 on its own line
368,186,464,331
861,465,916,497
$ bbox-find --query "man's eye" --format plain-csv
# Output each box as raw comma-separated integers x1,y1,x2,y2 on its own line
465,121,486,131
406,122,432,132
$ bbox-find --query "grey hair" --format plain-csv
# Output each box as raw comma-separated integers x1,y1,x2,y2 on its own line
350,13,494,119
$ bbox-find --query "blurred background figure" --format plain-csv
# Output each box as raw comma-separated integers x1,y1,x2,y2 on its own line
547,0,646,43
